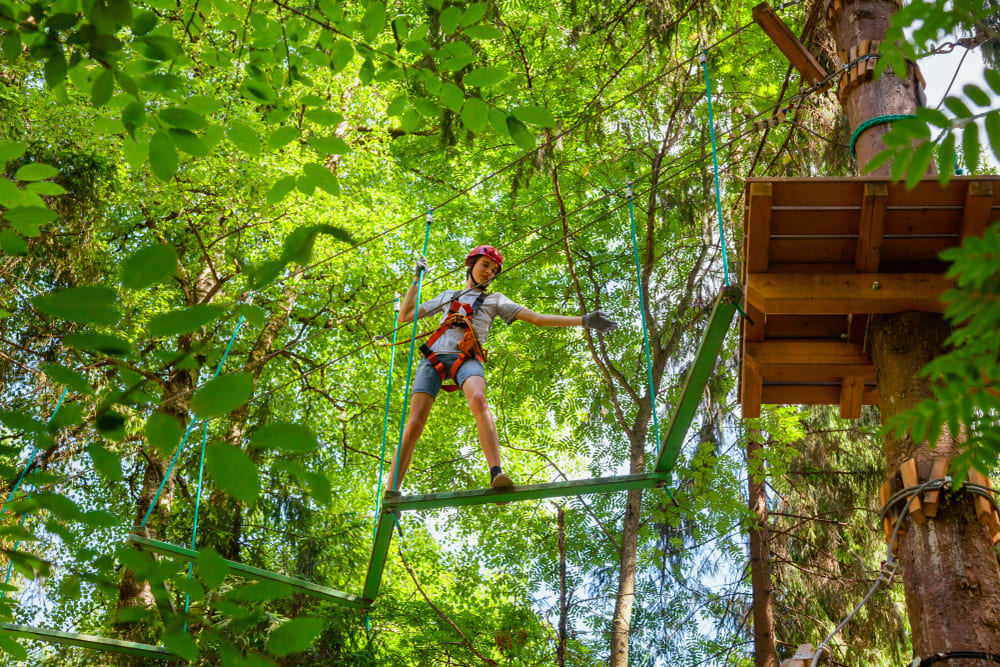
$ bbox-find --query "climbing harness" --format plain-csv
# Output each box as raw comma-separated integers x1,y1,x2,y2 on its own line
419,290,489,392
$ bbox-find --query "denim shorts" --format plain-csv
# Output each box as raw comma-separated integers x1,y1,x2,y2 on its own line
411,353,485,398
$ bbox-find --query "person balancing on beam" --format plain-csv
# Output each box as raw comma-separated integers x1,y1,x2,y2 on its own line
385,244,618,496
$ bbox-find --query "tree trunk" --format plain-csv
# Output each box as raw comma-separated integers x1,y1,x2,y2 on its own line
747,431,778,667
871,314,1000,661
828,0,1000,660
609,434,644,667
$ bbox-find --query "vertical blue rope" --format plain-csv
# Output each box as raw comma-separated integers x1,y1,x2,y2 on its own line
390,209,433,492
140,314,247,528
1,387,69,599
701,50,731,286
625,183,661,457
373,296,401,537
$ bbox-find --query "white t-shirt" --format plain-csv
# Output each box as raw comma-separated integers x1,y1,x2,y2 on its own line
420,288,523,355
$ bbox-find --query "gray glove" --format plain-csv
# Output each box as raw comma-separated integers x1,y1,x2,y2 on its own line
583,311,617,332
414,255,428,279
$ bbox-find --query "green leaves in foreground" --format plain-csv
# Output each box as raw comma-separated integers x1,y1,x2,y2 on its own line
147,304,226,337
121,243,178,289
206,442,259,504
251,422,319,452
34,286,119,325
191,373,253,418
247,223,353,288
266,617,325,657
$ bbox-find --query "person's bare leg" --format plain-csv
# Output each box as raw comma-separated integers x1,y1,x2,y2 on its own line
385,391,435,493
461,375,502,469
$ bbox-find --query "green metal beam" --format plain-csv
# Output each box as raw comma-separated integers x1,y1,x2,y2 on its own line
1,623,174,659
383,473,670,512
654,284,742,474
362,510,397,603
128,535,369,609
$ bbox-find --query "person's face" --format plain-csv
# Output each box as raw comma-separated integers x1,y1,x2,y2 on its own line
471,255,500,286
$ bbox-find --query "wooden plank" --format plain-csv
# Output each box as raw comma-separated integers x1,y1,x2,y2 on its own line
745,301,766,341
856,182,888,271
888,178,969,207
128,536,369,609
752,3,829,88
761,383,877,407
747,273,949,315
884,207,963,236
923,457,950,518
765,314,847,339
362,510,396,602
741,361,763,418
770,207,859,236
747,182,773,272
385,473,670,511
879,237,957,263
769,238,855,264
967,470,994,527
839,376,863,419
880,482,894,543
746,340,873,377
900,458,926,524
961,180,994,240
763,179,864,208
767,262,856,274
656,285,740,473
0,624,174,659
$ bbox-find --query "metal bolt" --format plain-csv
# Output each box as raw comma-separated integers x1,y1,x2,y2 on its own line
871,280,881,291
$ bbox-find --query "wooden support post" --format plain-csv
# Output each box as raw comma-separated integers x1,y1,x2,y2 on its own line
839,375,863,419
0,624,174,660
752,3,830,89
923,457,950,518
656,285,741,472
881,481,894,544
855,182,888,272
900,458,926,524
747,182,773,273
960,180,994,241
128,535,369,609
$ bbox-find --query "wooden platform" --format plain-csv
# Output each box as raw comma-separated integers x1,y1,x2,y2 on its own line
739,176,1000,418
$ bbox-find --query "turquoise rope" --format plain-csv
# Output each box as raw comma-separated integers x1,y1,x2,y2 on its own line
373,296,401,537
1,387,69,599
390,209,433,493
701,50,731,286
849,113,916,159
625,183,661,457
139,315,247,528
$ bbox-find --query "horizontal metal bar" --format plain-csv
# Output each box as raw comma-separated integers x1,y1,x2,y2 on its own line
128,535,369,609
1,623,174,659
383,473,670,512
655,285,741,474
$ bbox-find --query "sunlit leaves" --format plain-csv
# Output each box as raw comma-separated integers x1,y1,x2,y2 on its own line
266,617,324,657
34,286,119,325
250,422,319,452
506,116,535,150
191,373,254,418
360,2,386,43
149,131,178,181
227,121,261,155
148,305,227,337
146,412,183,458
206,442,259,504
121,244,178,289
62,332,132,356
14,163,58,181
512,106,555,128
461,97,489,133
42,363,93,395
464,67,506,87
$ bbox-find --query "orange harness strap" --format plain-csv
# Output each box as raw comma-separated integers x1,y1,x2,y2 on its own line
419,292,488,392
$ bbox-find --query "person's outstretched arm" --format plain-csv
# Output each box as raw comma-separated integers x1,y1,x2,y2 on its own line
515,308,617,332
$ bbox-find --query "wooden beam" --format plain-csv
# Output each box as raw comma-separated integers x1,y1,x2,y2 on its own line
741,362,763,418
0,624,174,660
839,376,863,419
128,536,369,609
761,383,878,406
961,180,994,241
746,340,874,380
747,182,773,273
655,285,741,473
752,3,829,88
856,182,888,271
384,473,670,512
747,272,949,314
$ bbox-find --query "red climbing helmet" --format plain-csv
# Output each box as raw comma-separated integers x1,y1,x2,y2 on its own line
465,245,503,272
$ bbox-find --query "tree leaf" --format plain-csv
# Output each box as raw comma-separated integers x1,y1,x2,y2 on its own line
34,286,119,326
361,1,386,42
488,107,510,137
266,617,324,657
227,121,261,156
386,94,408,117
88,442,123,480
121,243,178,290
268,125,299,150
0,635,27,661
146,412,184,458
197,546,230,590
0,141,27,165
91,68,114,107
159,107,208,131
439,6,461,34
148,131,178,181
463,66,506,87
4,206,56,226
506,116,536,150
944,96,973,119
14,163,58,182
302,162,340,196
963,83,991,107
938,131,957,185
62,332,133,356
862,147,894,174
250,422,319,452
512,105,555,128
161,631,199,662
963,122,980,172
44,51,68,88
42,363,93,395
206,442,259,504
0,229,27,256
460,3,487,26
984,111,1000,166
168,128,209,157
462,24,503,40
461,97,488,133
148,304,227,337
192,373,254,418
439,83,464,113
307,135,350,155
330,40,354,72
25,181,67,195
305,109,344,126
266,175,297,205
906,140,934,189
